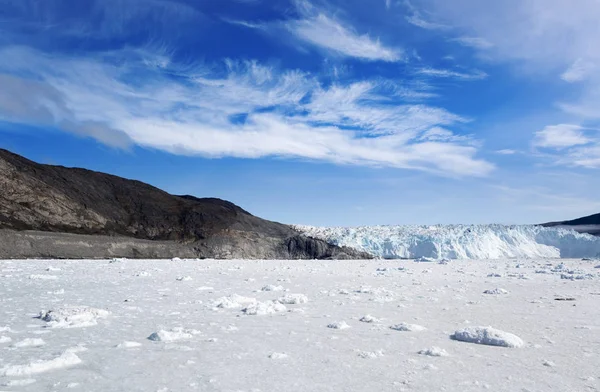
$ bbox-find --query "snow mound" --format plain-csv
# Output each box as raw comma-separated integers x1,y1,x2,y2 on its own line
261,284,284,292
116,341,142,348
2,379,37,386
38,306,110,328
451,326,524,348
29,274,58,280
483,288,509,295
176,276,192,281
357,350,385,359
147,328,200,342
269,352,288,359
294,224,600,259
327,321,351,330
0,336,12,344
212,294,257,309
359,315,380,323
242,301,287,315
390,323,426,332
0,351,82,376
12,338,46,348
418,347,449,357
277,294,308,304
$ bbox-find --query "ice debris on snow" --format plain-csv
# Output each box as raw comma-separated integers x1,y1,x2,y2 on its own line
37,306,110,328
483,288,509,295
451,326,524,348
359,315,380,323
418,347,449,357
176,276,192,281
390,323,426,332
212,294,257,309
327,321,351,330
0,351,82,376
147,328,201,342
0,336,12,344
242,301,287,315
116,341,142,348
268,352,288,359
261,284,284,292
277,294,309,304
29,274,58,280
2,379,37,386
12,338,46,348
356,350,385,359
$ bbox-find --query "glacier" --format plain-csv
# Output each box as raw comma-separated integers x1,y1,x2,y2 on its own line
294,224,600,259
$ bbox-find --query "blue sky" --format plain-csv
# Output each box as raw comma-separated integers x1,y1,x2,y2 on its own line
1,0,600,226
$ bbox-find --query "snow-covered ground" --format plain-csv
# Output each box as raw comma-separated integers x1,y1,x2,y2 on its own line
1,257,599,391
295,224,600,259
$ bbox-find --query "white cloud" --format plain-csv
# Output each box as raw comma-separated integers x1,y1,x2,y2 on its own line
561,58,596,83
533,124,590,150
451,36,494,50
416,67,488,80
532,124,600,169
495,149,517,155
403,0,449,30
222,18,266,30
0,47,492,177
287,13,402,62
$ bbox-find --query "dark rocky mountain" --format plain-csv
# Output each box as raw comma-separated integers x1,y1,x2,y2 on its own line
0,149,371,259
542,213,600,236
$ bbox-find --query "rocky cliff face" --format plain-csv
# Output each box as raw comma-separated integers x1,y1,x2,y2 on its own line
542,213,600,237
0,149,370,260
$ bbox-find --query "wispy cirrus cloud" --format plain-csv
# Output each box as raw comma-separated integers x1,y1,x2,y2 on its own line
286,13,402,62
416,67,488,80
450,36,494,50
0,46,491,176
403,0,449,30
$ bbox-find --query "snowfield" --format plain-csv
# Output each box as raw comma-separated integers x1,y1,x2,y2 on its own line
0,257,599,391
295,224,600,259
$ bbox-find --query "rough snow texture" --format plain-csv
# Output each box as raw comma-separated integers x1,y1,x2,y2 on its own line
277,294,308,304
12,338,46,348
390,323,426,332
418,347,449,357
0,351,82,376
327,321,351,330
212,294,257,309
0,258,598,391
147,328,200,342
294,224,600,259
483,288,509,295
38,306,110,328
359,315,380,323
451,326,524,348
242,301,287,315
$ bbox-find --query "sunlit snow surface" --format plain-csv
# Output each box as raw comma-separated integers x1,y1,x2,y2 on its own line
295,224,600,259
1,258,599,391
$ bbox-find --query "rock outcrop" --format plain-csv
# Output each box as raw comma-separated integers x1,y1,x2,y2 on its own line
0,149,370,260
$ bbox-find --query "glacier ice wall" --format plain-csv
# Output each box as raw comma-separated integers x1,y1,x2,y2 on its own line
294,224,600,259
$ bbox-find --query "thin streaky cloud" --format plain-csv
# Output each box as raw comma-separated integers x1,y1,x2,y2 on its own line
286,13,402,62
416,67,488,81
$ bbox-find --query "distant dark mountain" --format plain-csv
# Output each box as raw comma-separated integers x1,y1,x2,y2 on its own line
0,148,370,259
542,212,600,236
